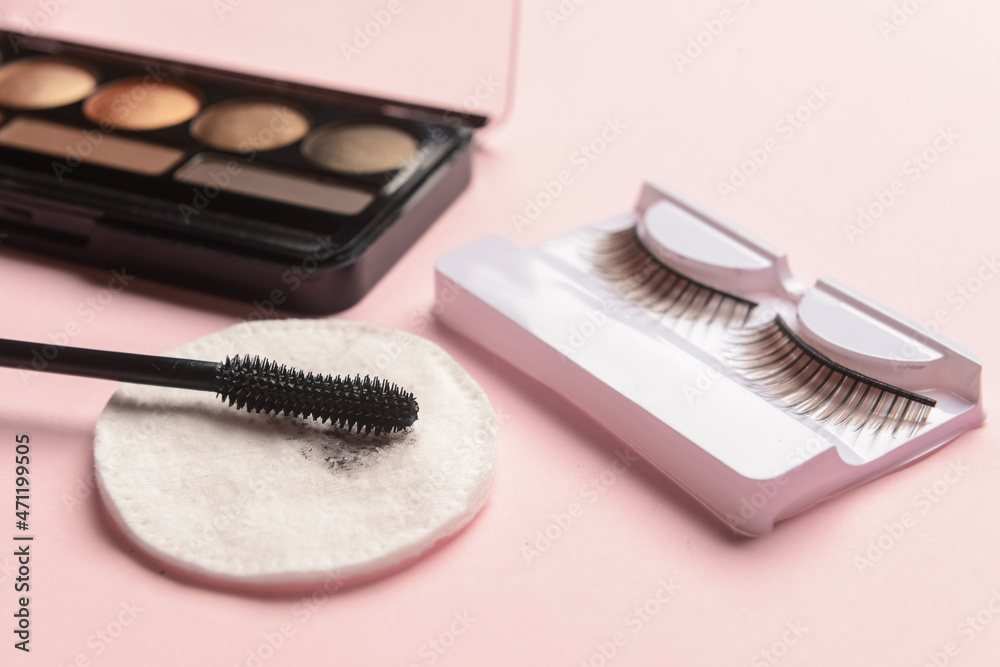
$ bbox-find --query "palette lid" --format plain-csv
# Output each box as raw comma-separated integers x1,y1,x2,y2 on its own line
0,0,519,130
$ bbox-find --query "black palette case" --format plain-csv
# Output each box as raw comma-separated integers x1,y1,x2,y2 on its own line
0,31,485,313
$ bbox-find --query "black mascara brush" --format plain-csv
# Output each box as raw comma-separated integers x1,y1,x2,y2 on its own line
0,338,418,434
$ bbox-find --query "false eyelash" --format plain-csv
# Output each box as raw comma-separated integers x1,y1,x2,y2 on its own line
729,317,936,437
592,226,757,328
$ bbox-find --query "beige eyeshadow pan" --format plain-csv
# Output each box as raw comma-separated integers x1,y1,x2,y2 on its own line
190,98,310,152
301,123,420,174
0,57,97,110
84,77,202,131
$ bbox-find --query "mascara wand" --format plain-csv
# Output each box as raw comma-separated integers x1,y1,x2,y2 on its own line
0,338,418,434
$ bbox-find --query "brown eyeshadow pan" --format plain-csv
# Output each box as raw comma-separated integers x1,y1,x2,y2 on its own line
301,123,420,174
0,57,97,110
190,98,310,152
84,77,202,131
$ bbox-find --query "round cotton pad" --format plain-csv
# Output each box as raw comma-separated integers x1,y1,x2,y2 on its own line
94,319,497,588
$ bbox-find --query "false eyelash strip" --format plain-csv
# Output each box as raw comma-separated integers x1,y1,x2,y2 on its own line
592,226,757,328
729,317,936,436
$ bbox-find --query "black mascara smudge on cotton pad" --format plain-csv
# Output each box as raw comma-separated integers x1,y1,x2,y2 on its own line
299,438,387,471
263,412,403,472
304,429,420,472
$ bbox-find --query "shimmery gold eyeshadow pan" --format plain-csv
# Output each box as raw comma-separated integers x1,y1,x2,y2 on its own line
0,31,485,313
190,99,310,152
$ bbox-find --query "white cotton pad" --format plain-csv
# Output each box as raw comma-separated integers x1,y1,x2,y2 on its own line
93,319,498,588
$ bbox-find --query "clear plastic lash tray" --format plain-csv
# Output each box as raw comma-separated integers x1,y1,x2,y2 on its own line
434,182,985,535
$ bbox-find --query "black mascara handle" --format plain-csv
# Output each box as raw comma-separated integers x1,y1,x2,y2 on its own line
0,338,221,391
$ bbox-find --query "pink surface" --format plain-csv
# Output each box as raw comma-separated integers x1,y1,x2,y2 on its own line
1,1,998,665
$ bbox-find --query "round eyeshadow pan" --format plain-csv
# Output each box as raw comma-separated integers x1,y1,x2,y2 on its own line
190,98,310,152
302,122,420,175
0,57,97,110
84,77,202,131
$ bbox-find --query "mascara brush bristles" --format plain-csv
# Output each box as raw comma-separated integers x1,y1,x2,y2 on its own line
216,355,419,434
0,338,418,435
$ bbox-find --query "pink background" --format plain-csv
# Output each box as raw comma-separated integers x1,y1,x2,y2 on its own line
1,1,999,665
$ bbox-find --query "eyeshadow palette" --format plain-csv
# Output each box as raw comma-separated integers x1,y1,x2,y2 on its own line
434,182,984,535
0,31,482,313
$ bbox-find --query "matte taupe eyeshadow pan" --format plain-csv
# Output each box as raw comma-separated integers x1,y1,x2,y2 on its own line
84,77,202,130
0,117,185,175
190,99,310,152
175,156,374,215
302,123,420,174
0,57,97,109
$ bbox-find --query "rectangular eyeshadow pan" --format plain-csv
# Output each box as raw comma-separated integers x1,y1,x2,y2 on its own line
174,155,375,216
0,117,185,175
